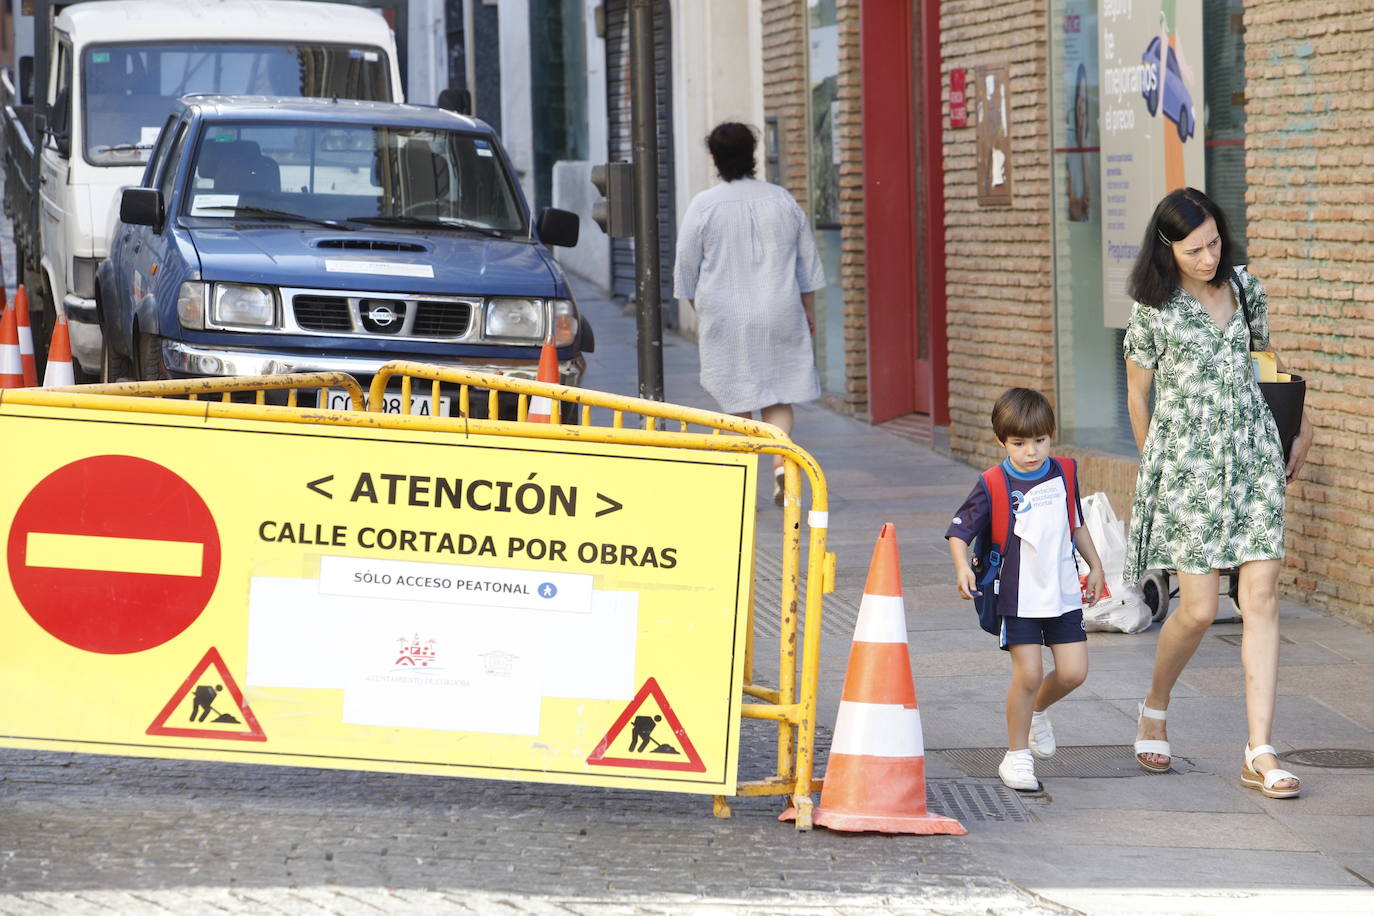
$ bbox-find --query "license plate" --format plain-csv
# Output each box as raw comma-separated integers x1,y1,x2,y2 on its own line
317,388,451,416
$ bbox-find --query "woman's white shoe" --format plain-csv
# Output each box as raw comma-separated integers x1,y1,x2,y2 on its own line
998,749,1041,792
1242,744,1301,798
1134,702,1172,773
1029,710,1056,759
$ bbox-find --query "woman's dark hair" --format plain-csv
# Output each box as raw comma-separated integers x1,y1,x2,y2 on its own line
991,388,1056,442
706,122,757,181
1127,186,1236,307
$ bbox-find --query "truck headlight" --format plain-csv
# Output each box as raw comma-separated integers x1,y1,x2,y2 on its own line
485,297,542,341
71,257,99,300
550,299,578,348
177,282,206,329
211,284,278,328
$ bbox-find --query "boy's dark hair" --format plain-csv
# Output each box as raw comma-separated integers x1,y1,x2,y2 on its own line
706,122,757,182
991,388,1056,442
1127,186,1236,307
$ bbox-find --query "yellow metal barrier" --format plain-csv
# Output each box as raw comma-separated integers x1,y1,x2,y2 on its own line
48,372,366,410
367,362,834,827
13,362,832,828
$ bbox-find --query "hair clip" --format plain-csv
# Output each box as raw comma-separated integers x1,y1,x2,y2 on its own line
1156,229,1172,245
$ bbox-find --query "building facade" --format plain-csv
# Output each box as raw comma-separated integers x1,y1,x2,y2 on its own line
756,1,1372,625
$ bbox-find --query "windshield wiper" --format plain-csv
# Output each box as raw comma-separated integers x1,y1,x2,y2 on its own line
94,142,155,154
347,215,511,238
194,205,354,230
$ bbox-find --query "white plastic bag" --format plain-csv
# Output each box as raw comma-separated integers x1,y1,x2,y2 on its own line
1077,492,1152,633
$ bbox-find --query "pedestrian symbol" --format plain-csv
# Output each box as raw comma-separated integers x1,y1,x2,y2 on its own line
587,677,705,772
146,647,266,742
538,582,557,599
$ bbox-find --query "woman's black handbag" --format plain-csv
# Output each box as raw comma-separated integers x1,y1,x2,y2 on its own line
1235,270,1307,461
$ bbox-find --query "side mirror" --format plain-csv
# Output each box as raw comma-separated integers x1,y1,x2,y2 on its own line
537,207,579,248
121,187,165,228
437,87,472,115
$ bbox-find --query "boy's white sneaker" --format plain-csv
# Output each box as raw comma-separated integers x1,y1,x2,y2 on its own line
1029,710,1056,759
999,749,1041,792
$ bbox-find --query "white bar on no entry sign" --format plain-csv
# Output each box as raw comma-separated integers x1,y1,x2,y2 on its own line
25,533,204,576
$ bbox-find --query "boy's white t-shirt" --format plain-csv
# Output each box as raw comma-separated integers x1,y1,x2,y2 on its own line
1010,472,1082,618
944,458,1083,620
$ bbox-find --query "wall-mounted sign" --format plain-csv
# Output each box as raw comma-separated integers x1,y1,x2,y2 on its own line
950,68,968,128
976,66,1012,206
1098,1,1205,327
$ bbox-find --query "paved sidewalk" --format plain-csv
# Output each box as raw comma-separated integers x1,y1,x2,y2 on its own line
1,274,1372,915
575,281,1374,913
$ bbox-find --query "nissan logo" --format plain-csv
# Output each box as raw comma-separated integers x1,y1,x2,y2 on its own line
366,305,398,327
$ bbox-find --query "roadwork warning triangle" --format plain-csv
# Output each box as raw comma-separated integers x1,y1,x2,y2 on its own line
146,647,266,742
586,677,705,772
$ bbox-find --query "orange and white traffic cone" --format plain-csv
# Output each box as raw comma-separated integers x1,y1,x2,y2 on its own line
526,341,560,423
42,311,75,387
0,301,24,388
15,285,36,386
796,524,966,834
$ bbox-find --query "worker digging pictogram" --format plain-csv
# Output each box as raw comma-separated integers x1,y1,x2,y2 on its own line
189,683,240,724
587,677,706,772
146,647,266,742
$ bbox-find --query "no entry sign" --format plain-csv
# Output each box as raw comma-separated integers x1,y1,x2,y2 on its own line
0,399,754,795
7,454,221,654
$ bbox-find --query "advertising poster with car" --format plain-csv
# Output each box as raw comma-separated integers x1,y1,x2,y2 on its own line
1098,0,1204,328
0,401,757,795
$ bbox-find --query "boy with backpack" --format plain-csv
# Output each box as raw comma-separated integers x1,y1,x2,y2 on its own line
945,388,1105,792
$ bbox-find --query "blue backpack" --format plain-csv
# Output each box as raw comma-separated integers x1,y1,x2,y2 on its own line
970,457,1077,634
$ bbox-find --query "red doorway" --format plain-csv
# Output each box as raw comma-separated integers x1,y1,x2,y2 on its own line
861,1,947,425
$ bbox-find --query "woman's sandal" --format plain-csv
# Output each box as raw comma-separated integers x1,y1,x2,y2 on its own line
772,465,786,507
1134,702,1172,773
1242,744,1301,799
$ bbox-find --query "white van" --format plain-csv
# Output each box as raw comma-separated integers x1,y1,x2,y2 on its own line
23,0,403,374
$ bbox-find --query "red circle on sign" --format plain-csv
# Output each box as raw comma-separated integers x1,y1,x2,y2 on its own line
8,455,221,654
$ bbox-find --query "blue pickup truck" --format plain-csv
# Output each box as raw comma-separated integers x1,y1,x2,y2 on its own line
97,96,589,415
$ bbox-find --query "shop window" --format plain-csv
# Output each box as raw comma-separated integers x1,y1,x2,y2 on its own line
808,0,845,397
1051,0,1248,455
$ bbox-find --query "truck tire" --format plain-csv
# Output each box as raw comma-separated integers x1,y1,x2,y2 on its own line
101,330,132,383
134,331,170,381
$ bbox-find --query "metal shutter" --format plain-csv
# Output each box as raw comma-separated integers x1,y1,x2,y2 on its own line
604,0,676,323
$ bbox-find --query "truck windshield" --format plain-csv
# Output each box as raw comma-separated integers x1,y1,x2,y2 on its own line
82,42,392,165
183,121,526,235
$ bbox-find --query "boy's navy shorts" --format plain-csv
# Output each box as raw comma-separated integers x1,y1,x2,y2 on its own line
999,609,1087,651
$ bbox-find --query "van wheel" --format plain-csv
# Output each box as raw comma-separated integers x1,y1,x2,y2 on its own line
101,330,132,383
135,331,170,381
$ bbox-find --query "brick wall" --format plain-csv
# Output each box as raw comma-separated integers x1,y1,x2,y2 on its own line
760,0,809,210
1244,2,1374,626
836,0,867,416
942,1,1054,469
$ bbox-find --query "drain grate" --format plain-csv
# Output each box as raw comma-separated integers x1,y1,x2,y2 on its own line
751,549,860,639
1279,748,1374,769
936,745,1192,778
925,779,1034,823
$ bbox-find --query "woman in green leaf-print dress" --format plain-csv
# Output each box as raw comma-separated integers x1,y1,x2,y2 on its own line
1122,188,1313,798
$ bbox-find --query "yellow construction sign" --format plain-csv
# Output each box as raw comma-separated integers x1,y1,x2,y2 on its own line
0,399,757,793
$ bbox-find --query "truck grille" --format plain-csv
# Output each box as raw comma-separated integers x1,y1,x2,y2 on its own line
284,291,479,341
294,295,353,331
413,300,472,337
